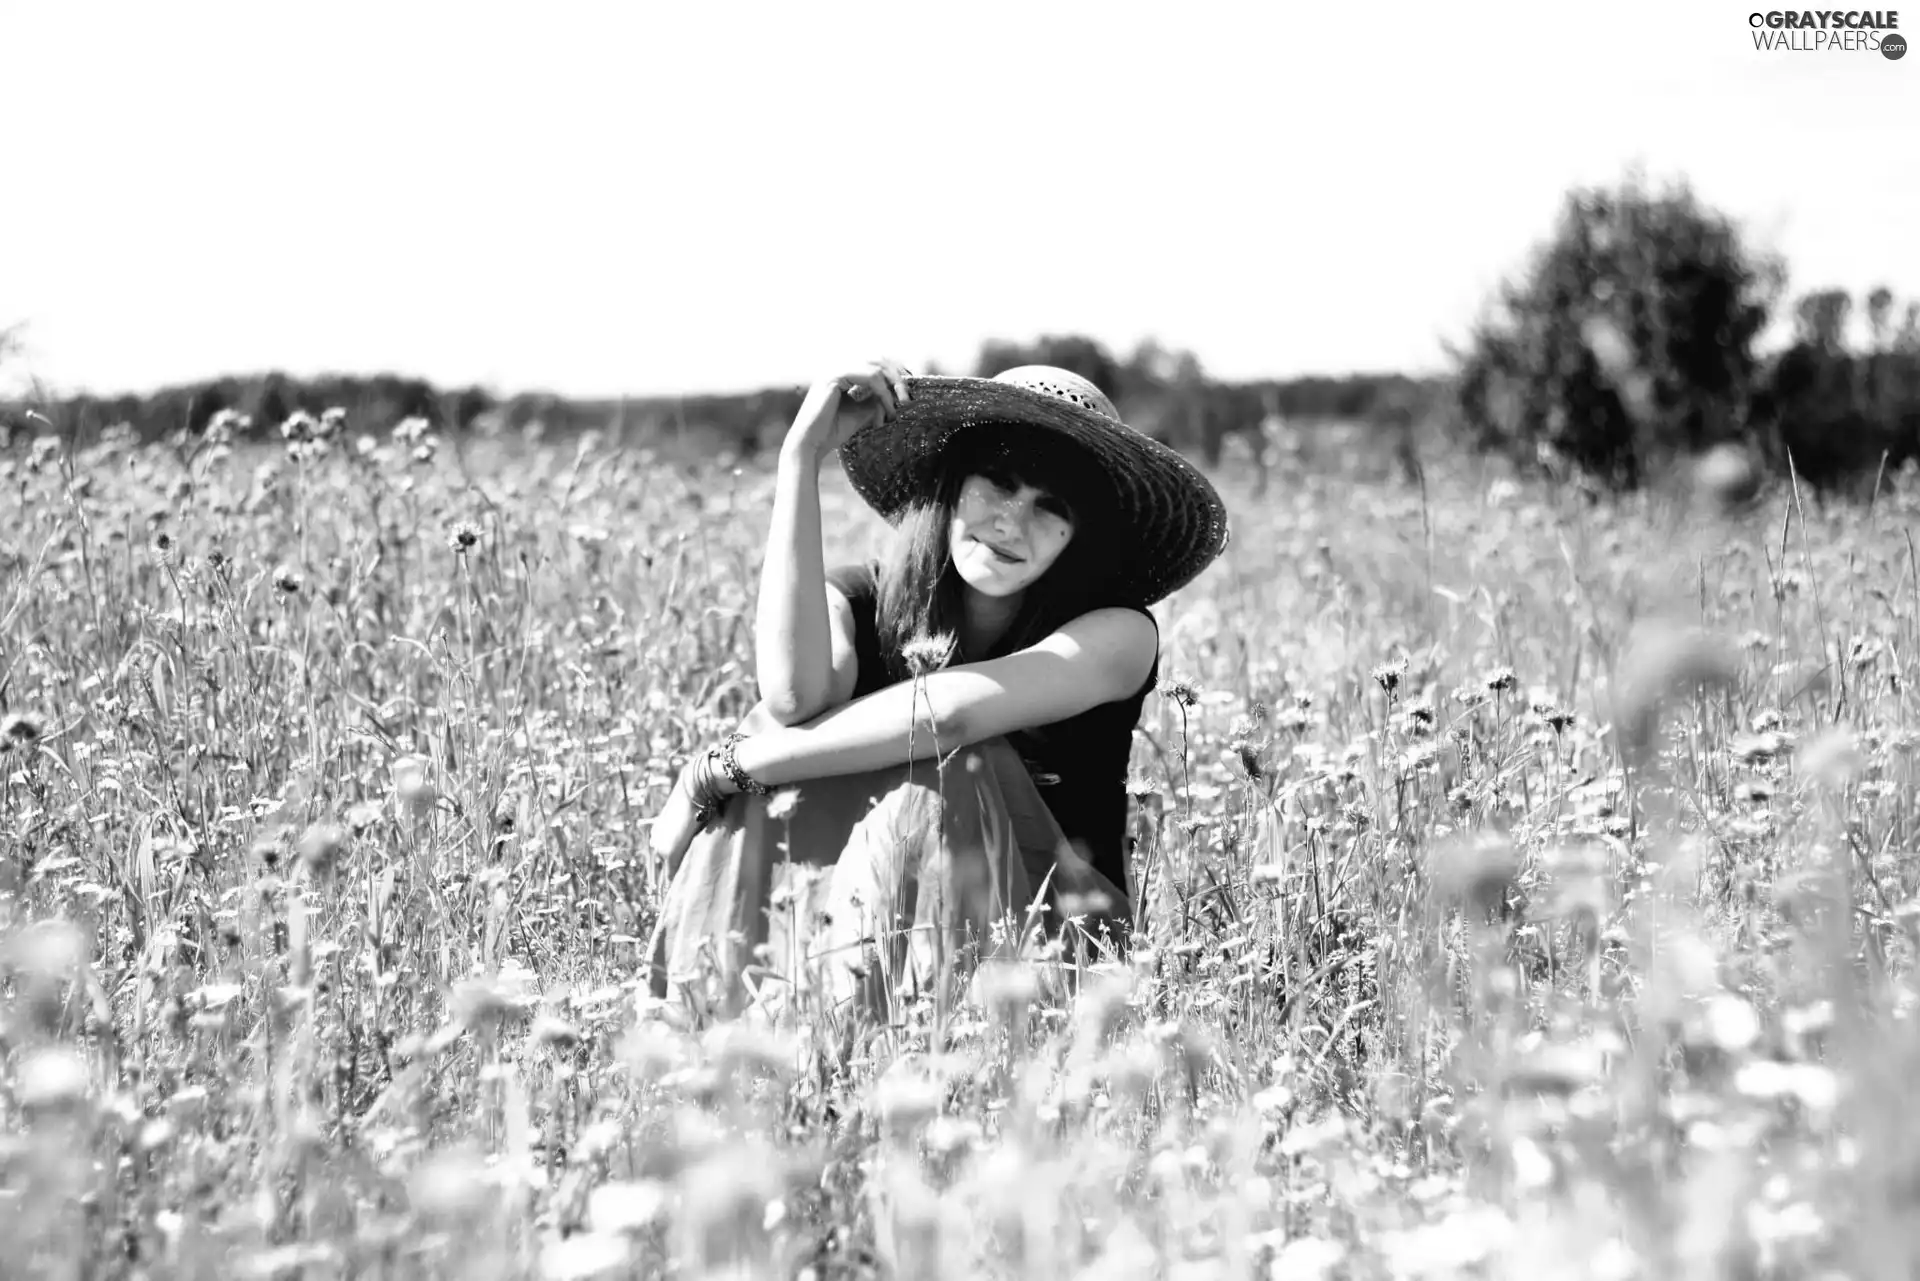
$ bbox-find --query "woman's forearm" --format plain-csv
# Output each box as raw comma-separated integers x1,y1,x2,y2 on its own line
729,672,965,789
753,442,834,723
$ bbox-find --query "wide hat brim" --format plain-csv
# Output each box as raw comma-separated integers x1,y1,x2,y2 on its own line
838,375,1231,607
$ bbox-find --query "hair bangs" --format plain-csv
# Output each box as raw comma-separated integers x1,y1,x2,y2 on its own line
952,425,1114,529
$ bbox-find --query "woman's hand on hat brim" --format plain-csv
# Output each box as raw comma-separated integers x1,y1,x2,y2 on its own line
786,358,913,460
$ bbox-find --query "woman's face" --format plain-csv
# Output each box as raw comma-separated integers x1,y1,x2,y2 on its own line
948,468,1076,598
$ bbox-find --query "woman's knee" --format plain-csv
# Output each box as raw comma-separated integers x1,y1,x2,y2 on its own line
868,743,1006,826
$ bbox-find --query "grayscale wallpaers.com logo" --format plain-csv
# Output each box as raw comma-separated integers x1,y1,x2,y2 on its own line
1749,9,1905,56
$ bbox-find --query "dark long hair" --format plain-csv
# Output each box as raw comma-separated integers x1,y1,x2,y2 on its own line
872,426,1129,686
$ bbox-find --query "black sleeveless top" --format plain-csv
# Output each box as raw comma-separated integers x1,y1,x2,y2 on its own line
824,561,1159,893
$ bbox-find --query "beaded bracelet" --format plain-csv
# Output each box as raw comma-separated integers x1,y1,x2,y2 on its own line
720,731,773,797
685,748,731,829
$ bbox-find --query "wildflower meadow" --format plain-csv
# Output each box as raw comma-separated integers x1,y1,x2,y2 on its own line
4,413,1919,1280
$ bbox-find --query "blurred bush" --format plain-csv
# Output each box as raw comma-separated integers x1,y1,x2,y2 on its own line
1451,174,1783,491
1451,173,1920,494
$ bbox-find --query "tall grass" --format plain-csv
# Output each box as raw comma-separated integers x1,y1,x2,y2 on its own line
3,416,1919,1279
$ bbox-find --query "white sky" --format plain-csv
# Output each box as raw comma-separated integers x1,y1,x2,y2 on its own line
1,0,1914,399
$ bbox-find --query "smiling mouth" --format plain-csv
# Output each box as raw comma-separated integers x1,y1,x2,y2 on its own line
973,536,1025,564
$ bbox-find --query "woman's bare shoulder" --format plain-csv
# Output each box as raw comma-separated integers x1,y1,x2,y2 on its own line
1035,607,1157,693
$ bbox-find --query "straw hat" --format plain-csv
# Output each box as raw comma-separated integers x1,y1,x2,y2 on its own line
839,366,1230,607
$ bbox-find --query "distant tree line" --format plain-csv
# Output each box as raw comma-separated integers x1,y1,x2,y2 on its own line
7,170,1913,495
0,340,1438,474
0,371,494,448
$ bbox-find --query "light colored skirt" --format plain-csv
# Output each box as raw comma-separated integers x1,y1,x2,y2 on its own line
645,737,1130,1023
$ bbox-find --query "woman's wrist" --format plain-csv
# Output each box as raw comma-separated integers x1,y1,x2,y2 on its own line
782,384,838,462
683,747,734,801
727,732,779,791
718,731,775,796
779,431,829,470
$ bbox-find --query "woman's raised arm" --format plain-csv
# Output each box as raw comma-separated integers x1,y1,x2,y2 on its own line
754,359,911,725
755,441,835,724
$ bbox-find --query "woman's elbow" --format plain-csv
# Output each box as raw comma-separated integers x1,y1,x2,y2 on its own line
928,697,974,747
759,693,818,728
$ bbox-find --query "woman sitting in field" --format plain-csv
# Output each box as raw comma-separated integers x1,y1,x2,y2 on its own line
646,358,1229,1020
